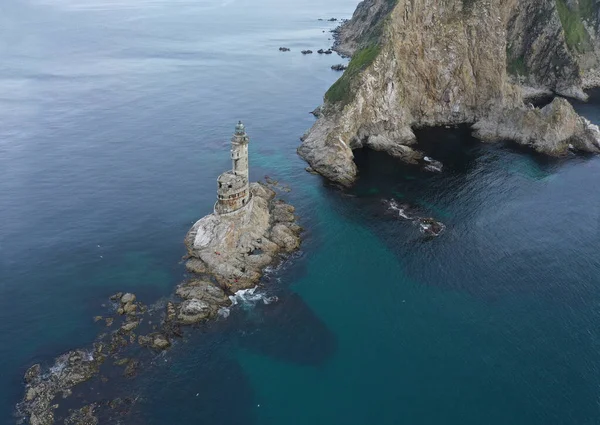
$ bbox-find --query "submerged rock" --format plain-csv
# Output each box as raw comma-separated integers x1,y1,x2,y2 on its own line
417,217,445,237
422,156,443,173
64,404,98,425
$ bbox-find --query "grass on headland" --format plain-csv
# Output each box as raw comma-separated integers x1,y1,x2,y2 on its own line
555,0,593,53
325,44,381,106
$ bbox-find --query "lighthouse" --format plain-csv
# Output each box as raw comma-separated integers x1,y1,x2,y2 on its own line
214,121,251,215
231,121,249,182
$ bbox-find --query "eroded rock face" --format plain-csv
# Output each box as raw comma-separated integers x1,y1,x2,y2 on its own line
299,0,600,185
473,97,600,155
185,183,302,292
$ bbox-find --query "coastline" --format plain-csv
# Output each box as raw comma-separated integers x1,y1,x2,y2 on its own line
299,0,600,187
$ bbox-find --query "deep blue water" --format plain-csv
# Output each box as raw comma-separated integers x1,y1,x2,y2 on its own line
2,0,600,423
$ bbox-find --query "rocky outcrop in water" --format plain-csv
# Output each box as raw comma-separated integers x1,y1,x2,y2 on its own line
185,182,301,293
299,0,600,185
18,181,302,425
473,97,600,155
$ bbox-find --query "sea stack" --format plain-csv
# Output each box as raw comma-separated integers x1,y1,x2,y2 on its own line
185,122,302,292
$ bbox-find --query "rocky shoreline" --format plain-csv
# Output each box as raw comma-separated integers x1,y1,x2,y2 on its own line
17,182,301,425
299,0,600,187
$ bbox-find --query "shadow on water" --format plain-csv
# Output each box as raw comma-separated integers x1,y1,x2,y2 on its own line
330,124,600,304
233,292,337,366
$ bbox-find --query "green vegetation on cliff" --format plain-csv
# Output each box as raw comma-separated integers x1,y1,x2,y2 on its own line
507,46,527,77
555,0,593,53
325,44,381,105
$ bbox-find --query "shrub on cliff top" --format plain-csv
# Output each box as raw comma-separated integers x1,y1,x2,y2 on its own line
325,44,381,106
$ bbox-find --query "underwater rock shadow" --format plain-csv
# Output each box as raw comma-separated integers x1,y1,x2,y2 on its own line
133,351,257,425
233,292,337,367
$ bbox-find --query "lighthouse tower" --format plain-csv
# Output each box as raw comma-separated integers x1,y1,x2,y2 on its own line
231,121,249,182
214,121,251,215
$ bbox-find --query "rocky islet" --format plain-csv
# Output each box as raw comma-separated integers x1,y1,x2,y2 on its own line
17,123,302,425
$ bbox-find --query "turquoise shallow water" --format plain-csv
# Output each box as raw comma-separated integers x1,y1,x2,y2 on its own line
2,0,600,423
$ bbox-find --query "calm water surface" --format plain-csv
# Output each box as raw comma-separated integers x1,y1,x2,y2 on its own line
2,0,600,423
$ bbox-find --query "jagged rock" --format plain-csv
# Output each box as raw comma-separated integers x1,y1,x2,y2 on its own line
166,302,177,322
185,257,207,274
271,223,301,251
122,302,136,315
137,335,152,346
331,64,347,71
20,348,105,425
278,47,290,52
64,404,98,425
120,320,139,333
138,333,171,350
25,364,41,384
109,292,123,301
176,280,229,304
123,359,139,378
272,201,295,223
473,98,600,155
151,334,170,350
177,299,212,324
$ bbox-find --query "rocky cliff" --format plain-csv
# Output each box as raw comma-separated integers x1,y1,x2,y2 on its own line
299,0,600,185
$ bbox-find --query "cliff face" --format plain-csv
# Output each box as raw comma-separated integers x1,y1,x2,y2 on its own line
299,0,600,186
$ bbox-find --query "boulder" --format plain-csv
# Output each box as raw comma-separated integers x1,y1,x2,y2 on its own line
177,299,212,324
120,321,139,333
25,364,41,384
122,302,136,315
120,293,136,304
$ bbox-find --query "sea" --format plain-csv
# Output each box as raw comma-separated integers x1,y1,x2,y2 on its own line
2,0,600,423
